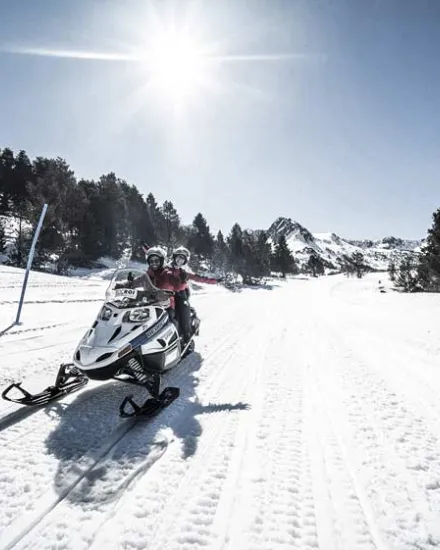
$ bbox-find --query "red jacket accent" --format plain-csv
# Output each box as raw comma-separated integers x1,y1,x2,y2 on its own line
145,265,219,308
168,267,218,287
147,266,185,308
187,272,218,285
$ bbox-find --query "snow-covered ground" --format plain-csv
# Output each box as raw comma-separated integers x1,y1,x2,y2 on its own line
1,265,440,550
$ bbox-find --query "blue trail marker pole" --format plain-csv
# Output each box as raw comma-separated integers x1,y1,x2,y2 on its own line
15,203,48,325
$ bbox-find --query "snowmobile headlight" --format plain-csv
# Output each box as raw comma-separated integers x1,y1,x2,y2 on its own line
100,306,113,321
124,308,150,323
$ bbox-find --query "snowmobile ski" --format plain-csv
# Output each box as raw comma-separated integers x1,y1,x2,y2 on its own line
2,363,88,406
119,386,180,418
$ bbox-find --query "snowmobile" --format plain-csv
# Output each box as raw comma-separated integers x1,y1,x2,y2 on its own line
2,268,201,418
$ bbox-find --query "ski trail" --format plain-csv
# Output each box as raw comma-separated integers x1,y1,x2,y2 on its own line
50,297,278,550
213,317,317,550
331,325,440,440
145,303,281,550
0,419,141,550
84,291,316,550
5,297,259,550
310,314,440,549
306,361,387,550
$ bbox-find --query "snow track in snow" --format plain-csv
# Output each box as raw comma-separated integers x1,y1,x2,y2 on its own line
10,305,258,549
0,418,145,550
2,271,440,549
0,292,257,549
310,313,440,550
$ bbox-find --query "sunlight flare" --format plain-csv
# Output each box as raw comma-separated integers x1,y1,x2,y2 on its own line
139,29,212,104
1,4,317,120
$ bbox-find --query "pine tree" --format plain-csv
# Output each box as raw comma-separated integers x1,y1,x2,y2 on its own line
417,207,440,291
212,230,229,275
388,259,397,282
96,173,130,258
395,257,420,292
160,200,181,253
146,193,164,243
188,213,214,260
77,179,104,261
272,235,297,277
118,183,155,261
305,252,324,277
227,223,244,275
12,150,33,218
351,251,366,278
27,158,80,267
0,148,15,214
253,230,272,280
0,217,6,254
8,221,32,268
241,230,258,283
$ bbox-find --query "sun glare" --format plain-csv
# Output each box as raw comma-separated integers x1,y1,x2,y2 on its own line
4,4,310,120
140,30,211,107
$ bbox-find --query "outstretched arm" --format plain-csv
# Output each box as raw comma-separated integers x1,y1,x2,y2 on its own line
187,272,222,285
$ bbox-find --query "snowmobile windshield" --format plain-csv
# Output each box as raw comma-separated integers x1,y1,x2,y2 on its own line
105,268,171,309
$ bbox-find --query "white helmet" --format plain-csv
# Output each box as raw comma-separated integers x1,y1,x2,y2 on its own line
146,246,166,267
172,246,190,266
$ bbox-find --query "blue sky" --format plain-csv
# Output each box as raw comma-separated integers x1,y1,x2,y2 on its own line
1,0,439,240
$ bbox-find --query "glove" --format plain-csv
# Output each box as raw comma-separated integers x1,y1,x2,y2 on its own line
114,281,133,289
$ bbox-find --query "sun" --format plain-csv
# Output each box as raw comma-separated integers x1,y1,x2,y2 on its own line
140,29,212,107
5,3,309,120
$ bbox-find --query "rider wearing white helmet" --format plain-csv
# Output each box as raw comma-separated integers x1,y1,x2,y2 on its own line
145,246,167,271
141,244,195,345
169,245,223,343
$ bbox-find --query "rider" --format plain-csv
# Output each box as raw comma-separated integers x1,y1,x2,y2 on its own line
168,246,220,343
170,246,220,297
143,246,194,345
141,244,220,345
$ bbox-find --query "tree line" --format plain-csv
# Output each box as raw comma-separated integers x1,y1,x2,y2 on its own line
0,147,300,282
387,208,440,292
4,146,437,290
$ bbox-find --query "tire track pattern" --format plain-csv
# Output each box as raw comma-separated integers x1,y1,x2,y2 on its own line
314,316,440,550
9,296,259,550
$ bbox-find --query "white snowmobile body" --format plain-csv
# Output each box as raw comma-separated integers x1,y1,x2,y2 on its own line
72,268,186,382
2,268,195,412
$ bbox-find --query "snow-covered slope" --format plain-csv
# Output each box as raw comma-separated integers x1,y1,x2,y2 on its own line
268,217,422,271
1,266,440,549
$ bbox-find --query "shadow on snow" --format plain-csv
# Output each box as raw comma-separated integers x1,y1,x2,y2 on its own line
44,350,249,507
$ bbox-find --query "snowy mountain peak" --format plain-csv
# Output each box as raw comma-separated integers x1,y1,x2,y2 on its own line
268,217,421,272
347,236,422,251
268,217,314,245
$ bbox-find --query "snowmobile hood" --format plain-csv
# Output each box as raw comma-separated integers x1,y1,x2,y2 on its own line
75,343,120,368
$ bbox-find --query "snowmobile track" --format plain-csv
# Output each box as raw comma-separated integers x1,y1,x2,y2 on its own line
206,318,314,550
85,303,283,550
0,419,143,550
0,293,249,447
17,309,259,550
308,367,388,550
315,317,440,549
0,403,45,434
0,312,254,549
